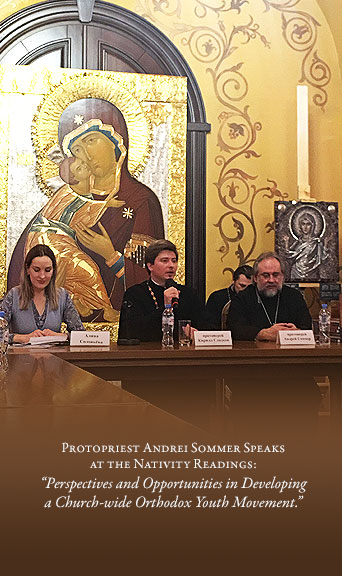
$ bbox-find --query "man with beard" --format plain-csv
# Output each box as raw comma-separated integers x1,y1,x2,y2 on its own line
226,252,312,341
226,252,317,440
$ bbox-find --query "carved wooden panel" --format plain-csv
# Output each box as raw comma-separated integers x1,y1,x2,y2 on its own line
0,24,83,68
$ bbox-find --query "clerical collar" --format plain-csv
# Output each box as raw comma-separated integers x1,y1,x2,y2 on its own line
150,278,165,288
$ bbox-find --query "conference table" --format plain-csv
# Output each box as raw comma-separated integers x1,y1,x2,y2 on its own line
9,340,341,434
0,350,217,570
2,342,340,572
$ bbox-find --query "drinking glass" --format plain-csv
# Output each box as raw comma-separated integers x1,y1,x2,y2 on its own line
178,320,191,346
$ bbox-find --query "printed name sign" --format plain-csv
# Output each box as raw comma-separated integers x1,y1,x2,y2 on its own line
70,331,110,346
194,331,232,347
277,330,315,346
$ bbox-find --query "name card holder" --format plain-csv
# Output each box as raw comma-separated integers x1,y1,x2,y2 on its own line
277,330,315,346
70,331,110,346
194,331,232,347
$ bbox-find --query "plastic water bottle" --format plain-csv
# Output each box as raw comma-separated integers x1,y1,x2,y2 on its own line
162,304,174,348
0,311,9,367
318,303,331,345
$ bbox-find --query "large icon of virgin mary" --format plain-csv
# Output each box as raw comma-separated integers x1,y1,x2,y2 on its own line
7,98,165,321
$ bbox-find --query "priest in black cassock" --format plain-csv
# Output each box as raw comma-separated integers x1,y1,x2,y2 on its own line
227,251,312,341
118,239,208,342
226,252,317,439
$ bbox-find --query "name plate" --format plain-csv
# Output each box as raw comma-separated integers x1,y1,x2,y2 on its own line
70,331,110,346
277,330,315,346
194,331,232,347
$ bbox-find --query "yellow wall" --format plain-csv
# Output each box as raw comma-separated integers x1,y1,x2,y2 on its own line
1,0,342,297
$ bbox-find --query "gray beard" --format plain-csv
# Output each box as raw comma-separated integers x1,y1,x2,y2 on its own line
260,287,282,298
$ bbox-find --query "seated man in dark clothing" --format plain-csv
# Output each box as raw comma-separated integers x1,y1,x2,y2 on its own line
118,240,213,428
226,252,318,438
227,251,312,341
118,239,208,342
206,264,253,329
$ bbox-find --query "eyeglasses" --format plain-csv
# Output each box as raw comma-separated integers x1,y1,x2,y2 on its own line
258,272,283,280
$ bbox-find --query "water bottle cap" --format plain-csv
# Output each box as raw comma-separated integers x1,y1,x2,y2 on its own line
165,304,172,309
0,311,5,318
321,303,327,309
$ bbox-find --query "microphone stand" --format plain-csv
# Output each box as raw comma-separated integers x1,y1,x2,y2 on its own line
117,300,140,346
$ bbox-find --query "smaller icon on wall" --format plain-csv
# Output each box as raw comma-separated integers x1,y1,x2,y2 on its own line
275,201,339,283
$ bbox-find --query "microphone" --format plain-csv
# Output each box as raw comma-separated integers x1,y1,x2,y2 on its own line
165,278,179,309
